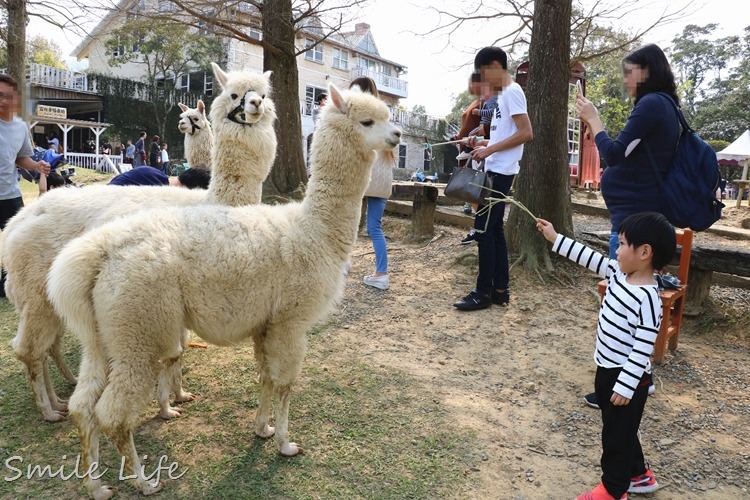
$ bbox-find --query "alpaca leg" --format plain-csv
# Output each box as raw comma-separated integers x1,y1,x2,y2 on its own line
253,334,275,439
264,325,307,457
155,329,194,419
97,357,162,496
12,311,68,421
69,349,112,500
50,335,78,384
42,358,68,413
171,329,195,403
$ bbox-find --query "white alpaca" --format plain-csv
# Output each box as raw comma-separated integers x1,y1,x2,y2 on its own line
0,63,277,423
177,99,213,168
206,62,277,206
48,84,401,498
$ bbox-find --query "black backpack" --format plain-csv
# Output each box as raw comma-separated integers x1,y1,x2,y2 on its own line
645,93,724,231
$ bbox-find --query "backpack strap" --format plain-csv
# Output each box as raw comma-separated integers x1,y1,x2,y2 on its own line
643,92,684,183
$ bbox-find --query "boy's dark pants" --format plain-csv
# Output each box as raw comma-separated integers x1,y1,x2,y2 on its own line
595,366,651,498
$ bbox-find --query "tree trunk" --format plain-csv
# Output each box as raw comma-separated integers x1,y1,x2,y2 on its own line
6,0,27,120
507,0,573,270
261,0,308,198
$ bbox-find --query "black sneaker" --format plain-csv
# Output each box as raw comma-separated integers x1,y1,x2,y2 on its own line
459,231,479,245
453,291,492,311
491,289,510,305
583,392,599,409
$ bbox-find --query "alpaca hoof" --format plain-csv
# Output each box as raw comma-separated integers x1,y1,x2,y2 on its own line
141,479,163,496
159,406,184,420
92,485,116,500
256,424,275,439
280,442,303,457
43,410,67,422
51,399,69,412
175,391,196,403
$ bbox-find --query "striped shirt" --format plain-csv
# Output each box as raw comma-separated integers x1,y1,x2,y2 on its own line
552,235,661,399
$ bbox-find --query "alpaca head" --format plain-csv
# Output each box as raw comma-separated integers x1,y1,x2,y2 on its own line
177,100,208,136
323,84,402,152
209,62,276,129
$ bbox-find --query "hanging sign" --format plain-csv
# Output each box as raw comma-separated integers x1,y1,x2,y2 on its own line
36,105,67,119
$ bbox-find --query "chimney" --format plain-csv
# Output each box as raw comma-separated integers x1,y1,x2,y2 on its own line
355,22,370,33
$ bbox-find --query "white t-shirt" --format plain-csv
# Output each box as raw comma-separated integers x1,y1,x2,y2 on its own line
161,149,169,163
483,82,528,175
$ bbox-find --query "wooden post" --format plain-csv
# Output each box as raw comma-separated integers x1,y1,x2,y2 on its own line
390,184,439,239
410,185,438,239
685,268,713,312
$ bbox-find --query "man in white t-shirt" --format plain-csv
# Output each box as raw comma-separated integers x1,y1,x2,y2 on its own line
454,46,534,311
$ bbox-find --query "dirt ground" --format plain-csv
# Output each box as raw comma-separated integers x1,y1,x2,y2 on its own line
333,196,750,499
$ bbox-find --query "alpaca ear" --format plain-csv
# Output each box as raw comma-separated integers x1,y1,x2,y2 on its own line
263,70,273,82
328,84,348,114
178,103,188,112
211,62,229,89
197,100,205,113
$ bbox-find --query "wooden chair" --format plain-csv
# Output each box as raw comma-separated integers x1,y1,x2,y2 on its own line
597,229,693,363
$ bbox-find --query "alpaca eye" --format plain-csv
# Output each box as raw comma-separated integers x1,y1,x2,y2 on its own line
261,95,266,99
360,120,374,127
231,93,238,100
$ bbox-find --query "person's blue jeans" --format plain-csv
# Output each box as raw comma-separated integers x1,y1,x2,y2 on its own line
609,230,619,259
474,172,514,296
366,197,388,273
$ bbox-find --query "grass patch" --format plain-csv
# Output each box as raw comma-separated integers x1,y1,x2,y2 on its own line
19,167,115,204
0,307,477,499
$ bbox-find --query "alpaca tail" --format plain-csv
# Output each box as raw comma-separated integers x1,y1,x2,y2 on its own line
47,236,106,347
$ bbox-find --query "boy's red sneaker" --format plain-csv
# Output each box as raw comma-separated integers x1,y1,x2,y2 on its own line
629,467,659,493
575,482,627,500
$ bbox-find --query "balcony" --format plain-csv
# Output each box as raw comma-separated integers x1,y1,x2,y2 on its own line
27,63,90,92
350,67,408,98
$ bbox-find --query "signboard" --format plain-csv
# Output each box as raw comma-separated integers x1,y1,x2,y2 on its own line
36,105,67,119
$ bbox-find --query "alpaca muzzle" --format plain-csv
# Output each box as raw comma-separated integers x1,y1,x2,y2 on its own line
227,96,252,126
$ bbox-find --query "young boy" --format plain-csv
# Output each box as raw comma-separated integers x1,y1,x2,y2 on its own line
536,212,675,500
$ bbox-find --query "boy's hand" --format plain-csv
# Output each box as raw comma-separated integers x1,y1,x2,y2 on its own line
536,218,558,243
611,391,631,406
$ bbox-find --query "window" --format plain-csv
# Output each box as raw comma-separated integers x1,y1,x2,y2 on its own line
247,27,262,41
305,39,323,63
204,74,214,96
398,144,407,168
111,37,126,57
304,85,327,116
358,57,377,72
176,74,190,90
158,0,177,12
332,48,348,70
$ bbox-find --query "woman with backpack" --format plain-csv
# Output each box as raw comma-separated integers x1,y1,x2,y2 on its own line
574,44,680,412
575,44,680,257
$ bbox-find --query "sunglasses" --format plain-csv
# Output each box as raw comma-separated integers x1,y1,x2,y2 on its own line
0,91,16,101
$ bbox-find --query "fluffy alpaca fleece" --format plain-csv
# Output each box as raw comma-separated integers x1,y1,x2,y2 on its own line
47,84,401,498
177,99,213,168
206,62,277,206
0,63,278,424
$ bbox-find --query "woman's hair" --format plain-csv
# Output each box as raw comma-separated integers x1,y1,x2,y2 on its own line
349,76,379,98
623,44,679,105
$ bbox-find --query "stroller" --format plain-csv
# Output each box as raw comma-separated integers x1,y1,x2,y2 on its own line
18,147,77,187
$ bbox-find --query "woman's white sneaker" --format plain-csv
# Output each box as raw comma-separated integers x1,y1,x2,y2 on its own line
363,274,389,290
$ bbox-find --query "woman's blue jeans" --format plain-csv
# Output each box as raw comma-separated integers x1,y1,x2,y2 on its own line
366,197,388,273
609,231,619,259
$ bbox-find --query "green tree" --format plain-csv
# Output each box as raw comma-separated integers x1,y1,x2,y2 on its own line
27,35,66,68
446,88,476,125
105,17,224,142
669,24,722,114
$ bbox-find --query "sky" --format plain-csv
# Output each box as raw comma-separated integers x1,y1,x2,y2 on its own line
28,0,750,118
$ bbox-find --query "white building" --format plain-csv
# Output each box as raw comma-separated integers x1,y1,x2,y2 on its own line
71,1,446,172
